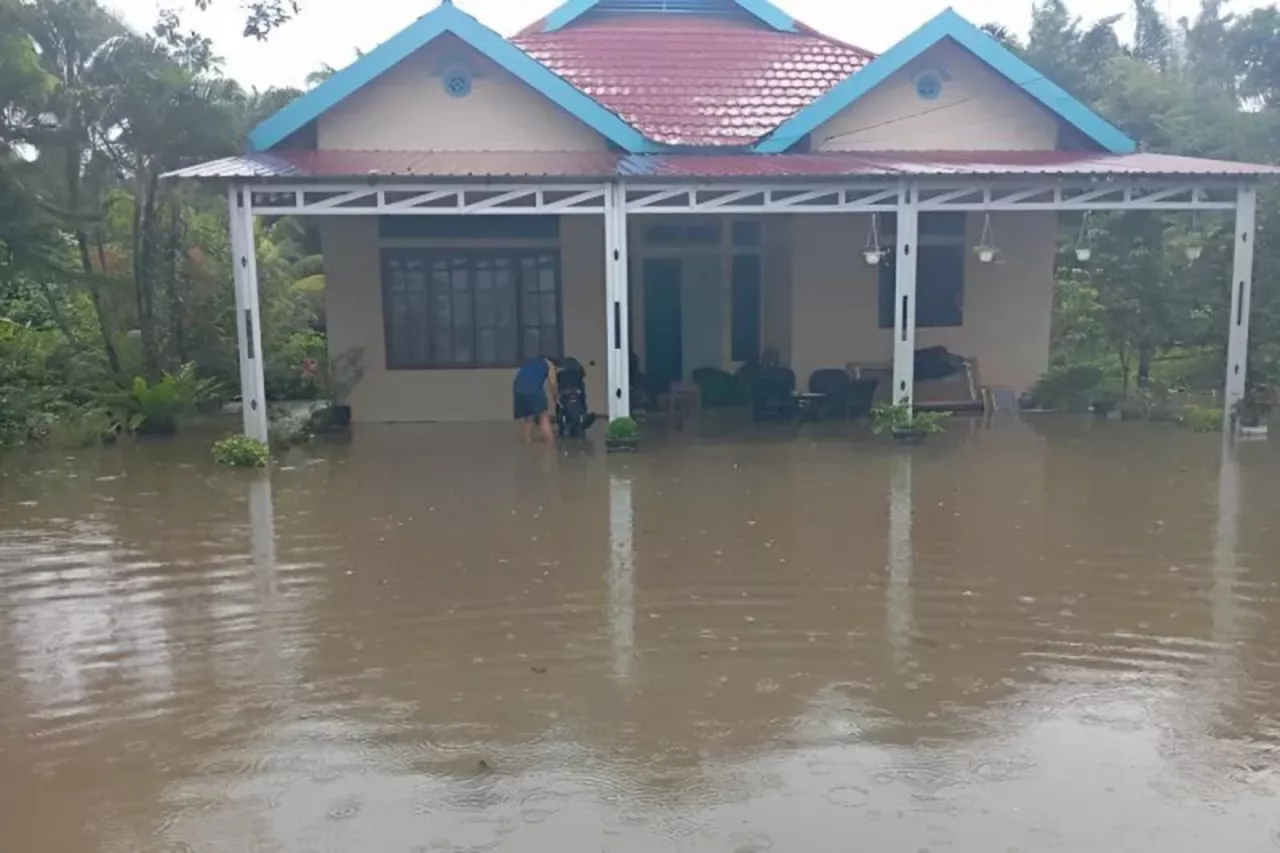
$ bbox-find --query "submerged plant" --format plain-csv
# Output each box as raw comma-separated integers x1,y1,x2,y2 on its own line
212,435,270,468
1181,404,1223,433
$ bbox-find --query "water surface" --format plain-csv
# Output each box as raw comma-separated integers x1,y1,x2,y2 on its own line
1,418,1278,851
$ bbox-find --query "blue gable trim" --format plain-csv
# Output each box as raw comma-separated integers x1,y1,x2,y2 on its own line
248,3,656,153
542,0,795,33
752,8,1136,154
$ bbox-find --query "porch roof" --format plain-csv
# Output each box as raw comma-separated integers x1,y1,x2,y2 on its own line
167,149,1280,183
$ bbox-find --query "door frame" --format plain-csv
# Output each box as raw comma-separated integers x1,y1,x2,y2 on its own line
628,216,763,379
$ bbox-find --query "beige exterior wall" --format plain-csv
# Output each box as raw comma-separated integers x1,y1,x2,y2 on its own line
811,41,1060,152
789,211,1056,393
321,216,606,423
317,34,606,151
321,210,1054,422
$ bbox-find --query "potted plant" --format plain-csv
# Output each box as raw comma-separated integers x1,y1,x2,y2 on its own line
605,416,640,452
870,398,949,442
319,347,365,429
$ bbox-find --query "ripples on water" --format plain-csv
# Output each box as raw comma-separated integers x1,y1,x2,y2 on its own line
1,418,1278,852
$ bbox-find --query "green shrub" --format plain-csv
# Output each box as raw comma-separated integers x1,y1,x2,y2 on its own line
1182,404,1223,433
0,384,41,446
1031,364,1107,411
128,362,217,434
870,399,949,436
212,435,270,468
606,416,639,440
265,329,327,400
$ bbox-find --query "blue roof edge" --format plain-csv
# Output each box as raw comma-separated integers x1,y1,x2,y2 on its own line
542,0,796,33
751,8,1137,155
248,3,657,153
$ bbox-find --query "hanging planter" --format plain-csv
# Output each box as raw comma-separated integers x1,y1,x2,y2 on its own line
1184,212,1204,262
1073,212,1093,262
863,213,886,266
973,213,1000,264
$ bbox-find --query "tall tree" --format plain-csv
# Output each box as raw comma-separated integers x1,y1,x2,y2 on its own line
93,13,241,375
22,0,129,375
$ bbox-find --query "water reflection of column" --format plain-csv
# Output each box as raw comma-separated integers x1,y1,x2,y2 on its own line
249,474,277,584
248,474,282,682
887,454,914,665
608,473,636,682
1210,436,1242,701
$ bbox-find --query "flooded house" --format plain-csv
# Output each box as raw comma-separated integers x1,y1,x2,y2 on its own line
168,0,1277,435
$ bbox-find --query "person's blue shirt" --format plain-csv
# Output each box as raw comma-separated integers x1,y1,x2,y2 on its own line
513,358,550,395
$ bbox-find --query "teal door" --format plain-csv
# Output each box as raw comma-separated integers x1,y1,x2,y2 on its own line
643,259,682,395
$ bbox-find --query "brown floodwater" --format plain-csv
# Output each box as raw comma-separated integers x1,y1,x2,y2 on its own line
1,416,1279,852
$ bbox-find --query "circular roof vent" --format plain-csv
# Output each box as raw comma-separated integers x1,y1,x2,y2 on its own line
442,64,473,99
913,69,944,101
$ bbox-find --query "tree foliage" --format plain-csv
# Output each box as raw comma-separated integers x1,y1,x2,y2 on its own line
1,0,319,445
1003,0,1280,396
193,0,299,39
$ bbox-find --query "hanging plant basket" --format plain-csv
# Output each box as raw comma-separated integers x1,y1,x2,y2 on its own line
974,213,1000,264
863,213,885,266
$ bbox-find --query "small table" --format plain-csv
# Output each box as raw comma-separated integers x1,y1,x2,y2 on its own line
794,392,826,421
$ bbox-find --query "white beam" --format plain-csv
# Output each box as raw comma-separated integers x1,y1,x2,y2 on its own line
247,183,608,216
1225,184,1257,419
228,185,269,443
604,183,631,419
892,184,920,413
240,179,1241,217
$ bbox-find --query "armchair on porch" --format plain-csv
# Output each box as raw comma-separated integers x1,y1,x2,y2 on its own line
807,369,853,420
749,367,798,421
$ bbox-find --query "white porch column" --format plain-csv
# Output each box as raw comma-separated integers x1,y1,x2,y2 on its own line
604,183,631,419
227,184,269,443
1224,184,1257,418
892,183,920,410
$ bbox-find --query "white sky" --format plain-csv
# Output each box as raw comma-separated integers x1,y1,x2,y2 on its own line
102,0,1269,90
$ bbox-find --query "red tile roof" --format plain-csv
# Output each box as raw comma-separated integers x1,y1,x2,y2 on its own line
512,16,874,147
165,150,1280,181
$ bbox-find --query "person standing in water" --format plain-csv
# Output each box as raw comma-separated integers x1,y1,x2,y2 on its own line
513,356,559,443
